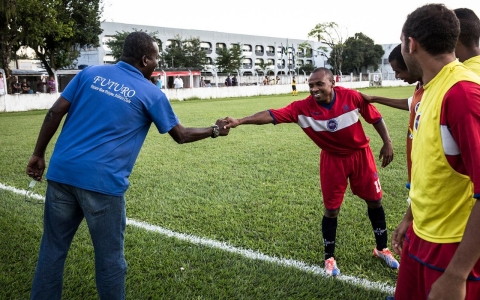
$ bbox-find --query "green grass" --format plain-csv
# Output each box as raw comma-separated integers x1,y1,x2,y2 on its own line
0,86,416,299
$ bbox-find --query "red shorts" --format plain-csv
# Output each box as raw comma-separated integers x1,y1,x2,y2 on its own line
320,147,382,210
395,225,480,300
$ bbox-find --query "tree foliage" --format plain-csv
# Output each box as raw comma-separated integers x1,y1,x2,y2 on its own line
106,29,162,64
0,0,23,75
341,32,384,75
16,0,103,76
214,43,245,74
0,0,103,76
255,60,273,75
160,35,207,69
308,22,347,75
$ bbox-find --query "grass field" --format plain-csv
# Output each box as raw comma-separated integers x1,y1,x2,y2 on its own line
0,86,416,299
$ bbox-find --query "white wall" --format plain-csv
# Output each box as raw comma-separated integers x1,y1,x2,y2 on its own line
0,80,412,113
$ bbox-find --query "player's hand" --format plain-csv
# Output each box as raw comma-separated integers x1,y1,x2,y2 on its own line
224,117,240,129
392,218,411,255
359,92,375,103
26,155,45,182
215,119,230,136
427,272,466,300
379,142,393,168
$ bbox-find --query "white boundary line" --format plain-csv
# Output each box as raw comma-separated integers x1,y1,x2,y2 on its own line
1,182,395,294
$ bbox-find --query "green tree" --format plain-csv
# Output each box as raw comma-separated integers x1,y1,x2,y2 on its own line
342,32,384,75
106,29,162,63
159,35,207,69
214,43,244,74
0,0,23,76
298,63,315,75
255,60,272,75
17,0,103,76
308,22,347,75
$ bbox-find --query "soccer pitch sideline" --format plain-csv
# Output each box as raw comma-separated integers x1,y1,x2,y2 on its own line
0,86,414,299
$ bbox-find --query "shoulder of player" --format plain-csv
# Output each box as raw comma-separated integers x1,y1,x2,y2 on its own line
445,81,480,106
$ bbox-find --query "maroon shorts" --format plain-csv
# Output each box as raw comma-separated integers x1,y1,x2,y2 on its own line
395,225,480,299
320,147,382,210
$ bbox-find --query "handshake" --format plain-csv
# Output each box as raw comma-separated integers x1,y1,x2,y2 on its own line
212,117,242,137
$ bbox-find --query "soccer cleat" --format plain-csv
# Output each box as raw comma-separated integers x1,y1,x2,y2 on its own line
325,257,340,276
373,247,400,269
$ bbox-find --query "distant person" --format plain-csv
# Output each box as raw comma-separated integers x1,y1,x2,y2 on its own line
21,79,32,94
225,75,232,87
47,76,56,93
263,76,269,85
11,76,21,94
454,8,480,74
26,31,230,299
276,75,280,84
390,4,480,300
360,44,423,205
224,67,398,277
291,76,297,95
36,78,45,93
157,76,162,89
200,76,206,87
232,75,238,86
0,72,5,94
174,75,183,89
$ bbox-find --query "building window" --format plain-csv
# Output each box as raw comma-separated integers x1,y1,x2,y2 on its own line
201,42,212,51
242,58,252,69
242,44,252,52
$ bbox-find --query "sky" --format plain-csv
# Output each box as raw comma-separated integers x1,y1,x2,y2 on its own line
102,0,479,45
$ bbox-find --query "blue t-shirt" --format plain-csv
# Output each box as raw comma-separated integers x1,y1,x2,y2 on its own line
46,62,179,196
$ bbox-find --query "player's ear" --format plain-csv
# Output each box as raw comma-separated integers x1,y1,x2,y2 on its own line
408,37,417,54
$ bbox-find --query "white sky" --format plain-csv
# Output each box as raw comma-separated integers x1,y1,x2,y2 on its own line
102,0,479,45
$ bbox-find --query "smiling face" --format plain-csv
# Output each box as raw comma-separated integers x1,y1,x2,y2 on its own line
308,70,335,104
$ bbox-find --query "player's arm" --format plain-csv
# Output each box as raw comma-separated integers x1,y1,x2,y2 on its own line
26,96,71,181
359,92,409,110
168,119,229,144
392,204,413,255
372,119,393,168
224,110,274,129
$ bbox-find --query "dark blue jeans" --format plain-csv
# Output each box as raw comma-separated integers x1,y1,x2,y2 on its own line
31,180,127,300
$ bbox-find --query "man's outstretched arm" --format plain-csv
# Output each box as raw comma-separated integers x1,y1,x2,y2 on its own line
224,110,274,128
168,119,230,144
359,92,409,111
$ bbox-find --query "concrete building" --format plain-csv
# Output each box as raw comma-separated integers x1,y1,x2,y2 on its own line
78,22,324,76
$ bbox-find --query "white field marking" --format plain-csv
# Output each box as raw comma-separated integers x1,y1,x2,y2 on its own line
1,183,395,294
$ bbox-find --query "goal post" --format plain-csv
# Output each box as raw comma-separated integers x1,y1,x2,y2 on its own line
368,73,383,87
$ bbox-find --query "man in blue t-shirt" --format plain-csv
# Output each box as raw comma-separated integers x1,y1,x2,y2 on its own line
26,31,229,299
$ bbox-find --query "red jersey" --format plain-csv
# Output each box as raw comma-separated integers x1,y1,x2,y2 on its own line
269,86,382,156
440,81,480,197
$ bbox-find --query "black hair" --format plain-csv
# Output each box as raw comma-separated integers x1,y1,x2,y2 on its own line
121,31,157,64
454,8,480,48
311,67,334,81
388,44,407,70
402,4,459,55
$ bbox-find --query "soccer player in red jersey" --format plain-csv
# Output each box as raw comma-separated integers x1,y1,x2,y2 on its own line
224,67,399,276
391,4,480,299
